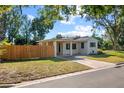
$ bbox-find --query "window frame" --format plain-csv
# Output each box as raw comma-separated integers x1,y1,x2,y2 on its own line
81,42,84,49
66,43,70,50
90,42,96,47
72,43,76,49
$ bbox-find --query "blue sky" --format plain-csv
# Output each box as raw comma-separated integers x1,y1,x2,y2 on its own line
22,6,104,39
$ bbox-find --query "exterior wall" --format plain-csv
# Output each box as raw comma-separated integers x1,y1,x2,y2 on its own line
62,42,88,55
79,41,89,55
62,39,98,56
63,42,70,55
87,39,98,54
72,42,79,55
62,42,80,55
38,37,98,56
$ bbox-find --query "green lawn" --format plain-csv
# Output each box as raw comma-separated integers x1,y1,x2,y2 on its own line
85,50,124,63
0,58,90,84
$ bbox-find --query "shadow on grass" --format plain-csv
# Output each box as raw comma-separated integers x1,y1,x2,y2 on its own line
104,50,124,58
88,53,112,58
1,57,67,64
117,51,124,54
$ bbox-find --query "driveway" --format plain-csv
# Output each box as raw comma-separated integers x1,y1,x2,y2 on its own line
57,56,115,69
19,65,124,88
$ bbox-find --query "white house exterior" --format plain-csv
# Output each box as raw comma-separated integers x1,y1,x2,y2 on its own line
38,36,98,57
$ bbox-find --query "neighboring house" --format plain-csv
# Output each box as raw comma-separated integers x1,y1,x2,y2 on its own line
38,36,98,57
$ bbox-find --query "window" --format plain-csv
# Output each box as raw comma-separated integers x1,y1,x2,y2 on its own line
72,43,76,49
81,42,84,49
90,42,96,47
66,43,70,50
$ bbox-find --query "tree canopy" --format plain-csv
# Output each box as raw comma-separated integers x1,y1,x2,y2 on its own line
39,5,124,50
0,5,55,45
0,5,124,50
0,6,12,15
80,6,124,50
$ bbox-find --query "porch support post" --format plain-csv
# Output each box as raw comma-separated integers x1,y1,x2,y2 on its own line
87,41,90,55
53,41,57,57
70,42,72,56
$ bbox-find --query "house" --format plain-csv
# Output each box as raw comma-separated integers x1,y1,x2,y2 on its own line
38,36,98,57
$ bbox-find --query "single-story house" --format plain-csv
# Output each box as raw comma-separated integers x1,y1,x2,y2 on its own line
38,36,98,57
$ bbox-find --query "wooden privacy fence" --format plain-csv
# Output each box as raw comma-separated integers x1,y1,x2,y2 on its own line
1,45,54,60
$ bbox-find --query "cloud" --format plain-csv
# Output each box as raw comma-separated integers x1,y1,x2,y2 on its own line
60,6,87,25
60,15,80,25
27,14,35,21
75,25,92,32
58,25,93,37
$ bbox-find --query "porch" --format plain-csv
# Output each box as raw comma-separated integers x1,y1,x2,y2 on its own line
54,41,88,57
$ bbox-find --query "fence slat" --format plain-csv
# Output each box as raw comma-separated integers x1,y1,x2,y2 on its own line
1,45,54,60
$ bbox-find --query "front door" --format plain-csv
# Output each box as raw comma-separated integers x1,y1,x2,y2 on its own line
57,42,63,55
58,43,61,53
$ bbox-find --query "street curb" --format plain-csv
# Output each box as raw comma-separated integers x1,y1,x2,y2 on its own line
11,65,115,88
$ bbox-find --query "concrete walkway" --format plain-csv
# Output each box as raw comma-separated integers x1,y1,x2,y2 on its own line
74,59,115,69
58,56,115,69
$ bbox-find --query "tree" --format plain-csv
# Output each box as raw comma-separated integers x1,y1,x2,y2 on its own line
80,5,124,50
0,6,12,41
30,16,54,41
118,30,124,50
40,5,124,50
20,15,32,44
40,5,76,26
56,34,63,39
14,35,27,45
0,6,21,43
0,14,7,41
102,40,113,50
0,6,30,43
0,6,25,42
0,6,12,15
0,6,13,59
0,5,56,45
6,7,23,43
92,32,104,49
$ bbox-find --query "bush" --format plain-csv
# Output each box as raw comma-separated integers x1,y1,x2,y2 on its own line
0,39,11,46
0,39,11,60
97,50,104,55
102,40,113,50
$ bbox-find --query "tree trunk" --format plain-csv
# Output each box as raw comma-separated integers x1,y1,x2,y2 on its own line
113,36,120,50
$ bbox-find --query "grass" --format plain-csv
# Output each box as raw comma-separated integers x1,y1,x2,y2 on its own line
0,58,90,84
85,50,124,63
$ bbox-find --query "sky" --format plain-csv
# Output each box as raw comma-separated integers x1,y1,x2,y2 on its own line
22,6,104,39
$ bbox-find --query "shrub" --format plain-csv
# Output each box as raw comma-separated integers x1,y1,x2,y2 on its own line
0,39,11,62
97,50,104,55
